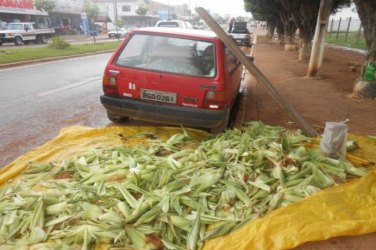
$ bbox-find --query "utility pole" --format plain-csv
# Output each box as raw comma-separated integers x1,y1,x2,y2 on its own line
167,1,170,20
114,0,119,41
307,0,333,77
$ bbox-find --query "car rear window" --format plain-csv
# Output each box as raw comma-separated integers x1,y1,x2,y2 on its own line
115,33,216,77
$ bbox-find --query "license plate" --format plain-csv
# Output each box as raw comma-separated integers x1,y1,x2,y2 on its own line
140,89,177,104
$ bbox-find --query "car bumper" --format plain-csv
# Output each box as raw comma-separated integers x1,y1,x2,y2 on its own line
100,94,229,128
0,37,15,43
233,38,251,46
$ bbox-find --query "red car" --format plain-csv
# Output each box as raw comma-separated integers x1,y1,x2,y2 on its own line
100,27,244,133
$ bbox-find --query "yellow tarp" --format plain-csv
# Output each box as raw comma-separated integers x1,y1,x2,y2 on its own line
1,126,375,250
0,126,208,186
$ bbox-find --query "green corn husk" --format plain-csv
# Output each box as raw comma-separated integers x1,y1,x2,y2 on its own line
0,122,369,250
187,207,201,250
204,221,237,240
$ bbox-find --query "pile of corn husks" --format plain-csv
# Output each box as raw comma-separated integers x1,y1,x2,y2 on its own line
0,122,368,250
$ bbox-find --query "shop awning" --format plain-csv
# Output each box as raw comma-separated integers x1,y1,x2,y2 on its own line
0,7,48,16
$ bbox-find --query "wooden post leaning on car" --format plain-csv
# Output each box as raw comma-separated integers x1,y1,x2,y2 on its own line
195,7,318,137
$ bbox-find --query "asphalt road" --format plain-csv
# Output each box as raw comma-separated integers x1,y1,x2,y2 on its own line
0,53,113,167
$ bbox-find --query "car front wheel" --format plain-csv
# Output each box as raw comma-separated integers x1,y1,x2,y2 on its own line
14,36,23,46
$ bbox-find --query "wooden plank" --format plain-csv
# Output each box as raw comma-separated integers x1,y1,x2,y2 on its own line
195,7,318,137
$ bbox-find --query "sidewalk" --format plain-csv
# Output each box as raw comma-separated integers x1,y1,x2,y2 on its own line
241,35,375,136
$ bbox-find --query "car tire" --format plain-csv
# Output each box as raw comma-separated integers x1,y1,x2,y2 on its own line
14,36,23,46
40,35,48,44
209,110,230,134
106,111,128,123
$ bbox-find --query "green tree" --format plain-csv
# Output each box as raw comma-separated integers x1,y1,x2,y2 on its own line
83,1,100,24
353,0,376,64
136,6,148,16
115,19,125,28
279,0,351,61
245,0,351,61
83,1,100,43
35,0,55,13
170,13,178,20
244,0,282,39
352,0,376,97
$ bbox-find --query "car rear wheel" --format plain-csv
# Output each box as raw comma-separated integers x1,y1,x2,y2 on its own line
106,111,128,123
40,35,48,44
209,111,230,134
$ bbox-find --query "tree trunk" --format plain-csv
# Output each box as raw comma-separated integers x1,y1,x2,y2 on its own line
266,17,278,39
307,0,333,77
353,0,376,62
280,0,320,61
276,20,285,45
352,0,376,98
298,40,310,61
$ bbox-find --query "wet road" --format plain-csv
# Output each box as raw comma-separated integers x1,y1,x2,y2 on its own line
0,53,114,167
0,52,246,168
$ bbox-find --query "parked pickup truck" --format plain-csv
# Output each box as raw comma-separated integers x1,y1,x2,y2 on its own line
228,21,252,47
0,22,55,46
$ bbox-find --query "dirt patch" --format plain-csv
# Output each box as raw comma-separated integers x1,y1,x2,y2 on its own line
243,38,375,136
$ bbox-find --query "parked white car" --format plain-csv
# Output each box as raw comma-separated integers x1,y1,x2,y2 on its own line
108,28,127,38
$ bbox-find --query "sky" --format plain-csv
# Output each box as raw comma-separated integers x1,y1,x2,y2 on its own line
154,0,252,17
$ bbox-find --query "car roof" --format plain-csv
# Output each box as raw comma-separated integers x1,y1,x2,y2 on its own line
129,27,218,39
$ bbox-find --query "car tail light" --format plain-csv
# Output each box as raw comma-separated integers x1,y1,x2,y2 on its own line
203,90,225,110
102,70,119,94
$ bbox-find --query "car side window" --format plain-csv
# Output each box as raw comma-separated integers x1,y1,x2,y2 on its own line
24,24,30,31
225,47,239,73
115,34,149,66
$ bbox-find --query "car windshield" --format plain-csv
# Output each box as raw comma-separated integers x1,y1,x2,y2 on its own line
115,34,216,77
7,23,23,30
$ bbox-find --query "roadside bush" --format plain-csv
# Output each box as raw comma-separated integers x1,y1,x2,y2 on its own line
49,36,71,49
